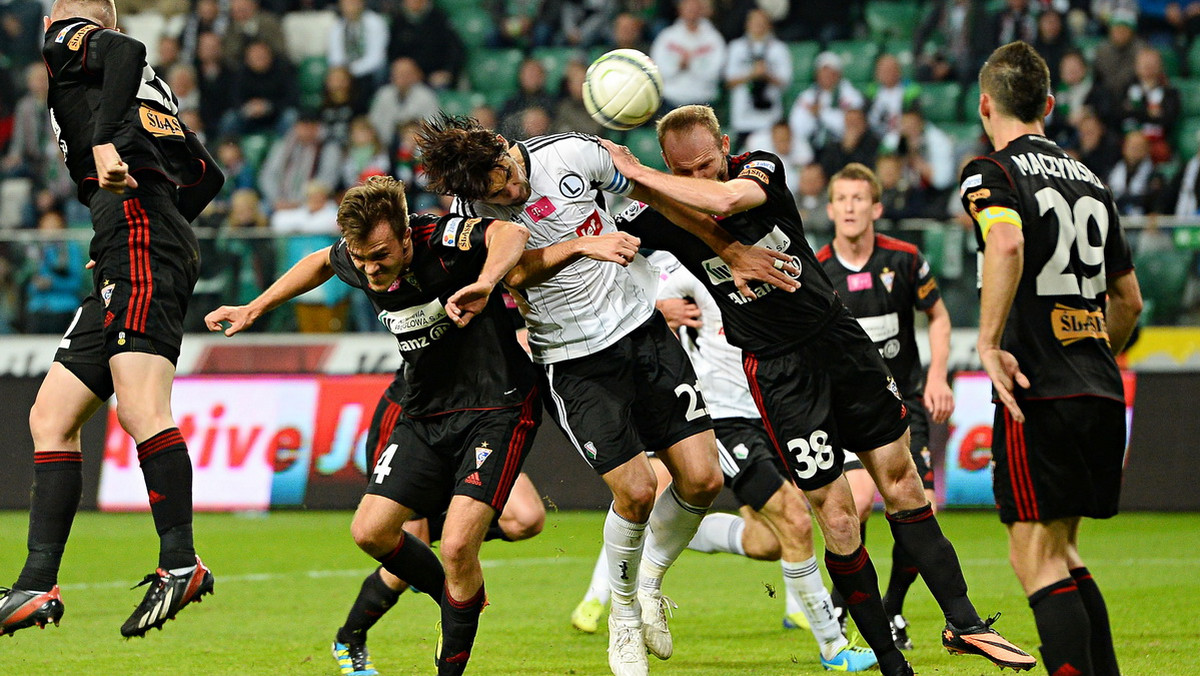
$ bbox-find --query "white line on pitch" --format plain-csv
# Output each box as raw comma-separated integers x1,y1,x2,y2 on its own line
57,556,589,591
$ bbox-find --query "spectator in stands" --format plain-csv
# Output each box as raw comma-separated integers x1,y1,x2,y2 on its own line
553,58,605,136
156,35,183,74
519,106,553,139
390,121,438,212
388,0,465,89
1170,130,1200,216
887,106,956,204
178,0,227,63
1033,10,1073,88
819,108,882,182
222,0,287,67
202,139,258,224
611,12,648,52
318,66,363,147
865,53,921,139
1109,130,1163,215
914,0,992,84
992,0,1037,48
650,0,727,108
270,180,350,332
219,189,276,319
0,0,43,69
328,0,390,97
1050,51,1115,144
724,8,791,148
796,163,833,240
1120,46,1180,164
368,57,439,149
1073,109,1122,178
22,210,83,334
788,51,865,152
195,31,234,133
225,40,298,136
1,65,51,182
1094,8,1147,101
225,187,270,232
743,121,812,196
471,104,499,132
498,58,558,139
259,114,343,211
340,117,390,189
486,0,549,48
168,64,200,117
270,179,340,233
1166,1,1200,51
778,0,855,43
876,153,925,221
556,0,616,47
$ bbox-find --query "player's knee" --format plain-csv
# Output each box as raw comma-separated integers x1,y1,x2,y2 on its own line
613,477,658,522
351,517,400,558
822,510,863,552
439,533,481,573
503,508,544,541
742,530,782,561
677,465,723,506
114,401,171,442
29,401,77,449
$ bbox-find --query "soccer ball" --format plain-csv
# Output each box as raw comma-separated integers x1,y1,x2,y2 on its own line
583,49,664,131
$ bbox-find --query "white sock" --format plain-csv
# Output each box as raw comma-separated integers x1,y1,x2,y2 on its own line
583,548,610,604
783,557,846,659
687,512,746,556
167,565,196,576
604,504,646,618
639,484,708,593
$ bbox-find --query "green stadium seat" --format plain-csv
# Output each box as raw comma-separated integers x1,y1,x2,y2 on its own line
783,78,812,108
1159,46,1183,79
468,48,524,97
1190,40,1200,78
438,90,486,117
533,46,578,91
450,6,492,49
626,127,667,171
826,40,880,84
1177,117,1200,159
435,0,482,12
240,133,275,173
786,41,822,79
1177,79,1200,117
940,122,984,151
864,1,923,42
918,81,961,124
1076,35,1103,64
296,56,327,111
1134,248,1193,324
960,82,981,121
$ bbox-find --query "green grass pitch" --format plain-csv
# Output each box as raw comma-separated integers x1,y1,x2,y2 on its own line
1,510,1196,675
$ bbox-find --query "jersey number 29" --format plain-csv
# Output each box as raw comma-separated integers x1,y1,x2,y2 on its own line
1034,186,1110,299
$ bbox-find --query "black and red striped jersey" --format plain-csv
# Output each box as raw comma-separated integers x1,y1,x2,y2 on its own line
330,213,535,417
961,134,1133,401
817,234,940,398
43,19,207,204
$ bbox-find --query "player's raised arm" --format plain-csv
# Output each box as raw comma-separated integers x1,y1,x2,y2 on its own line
175,127,226,222
504,232,641,289
602,138,765,217
205,246,335,336
445,219,530,327
87,30,149,193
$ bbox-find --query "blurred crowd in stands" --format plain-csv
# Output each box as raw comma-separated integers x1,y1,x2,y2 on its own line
2,0,1200,334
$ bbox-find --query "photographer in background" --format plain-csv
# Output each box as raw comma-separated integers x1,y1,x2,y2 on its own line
724,8,791,149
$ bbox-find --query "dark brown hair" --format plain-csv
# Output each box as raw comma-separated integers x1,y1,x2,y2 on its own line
979,41,1051,124
415,114,509,201
336,175,409,243
828,162,882,203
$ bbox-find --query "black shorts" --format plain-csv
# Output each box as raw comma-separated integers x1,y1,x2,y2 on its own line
366,374,407,470
714,417,786,511
742,310,909,491
842,397,933,490
541,312,713,474
992,396,1126,524
365,388,542,518
55,180,199,398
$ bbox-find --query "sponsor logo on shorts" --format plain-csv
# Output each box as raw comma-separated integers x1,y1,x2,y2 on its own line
882,338,901,359
475,442,492,468
118,331,127,346
464,472,482,486
1051,303,1109,346
732,443,749,460
101,281,115,307
583,441,598,459
886,377,902,400
104,311,115,327
880,267,895,293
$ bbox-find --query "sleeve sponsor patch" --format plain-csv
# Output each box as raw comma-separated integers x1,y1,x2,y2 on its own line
959,173,982,196
68,24,99,50
918,260,930,277
441,218,462,247
743,159,776,173
739,168,770,183
917,277,938,299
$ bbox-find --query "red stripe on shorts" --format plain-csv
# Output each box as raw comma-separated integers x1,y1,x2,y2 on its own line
492,386,538,509
132,199,154,333
374,399,403,468
742,353,792,478
1005,409,1038,520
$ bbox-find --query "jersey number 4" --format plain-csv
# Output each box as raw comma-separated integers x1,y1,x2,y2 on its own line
1034,186,1110,299
373,444,398,484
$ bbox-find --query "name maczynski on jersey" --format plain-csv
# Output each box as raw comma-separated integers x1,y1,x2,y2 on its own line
1009,150,1105,189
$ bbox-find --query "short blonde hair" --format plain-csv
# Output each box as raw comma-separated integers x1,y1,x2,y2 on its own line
656,104,722,149
827,162,882,203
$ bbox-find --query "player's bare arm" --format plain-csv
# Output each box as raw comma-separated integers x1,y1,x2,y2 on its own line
603,138,767,217
504,232,641,289
1105,270,1143,354
445,219,530,327
923,299,955,423
204,246,335,336
976,221,1030,422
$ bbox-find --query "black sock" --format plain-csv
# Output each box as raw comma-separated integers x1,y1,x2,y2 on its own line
336,567,405,645
882,540,920,617
887,504,980,627
15,451,83,591
484,522,510,542
426,512,446,544
137,428,196,570
825,547,907,675
437,583,486,676
1029,578,1093,676
376,532,445,605
1071,567,1120,676
825,518,869,624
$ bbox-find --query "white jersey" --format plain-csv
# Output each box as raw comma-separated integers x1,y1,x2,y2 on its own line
650,251,759,420
454,133,656,364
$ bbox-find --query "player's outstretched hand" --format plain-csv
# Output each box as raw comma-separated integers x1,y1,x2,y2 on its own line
446,280,494,328
578,232,640,266
93,143,139,194
923,377,956,424
979,346,1029,423
599,139,643,177
657,298,702,331
205,305,257,337
723,241,799,298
